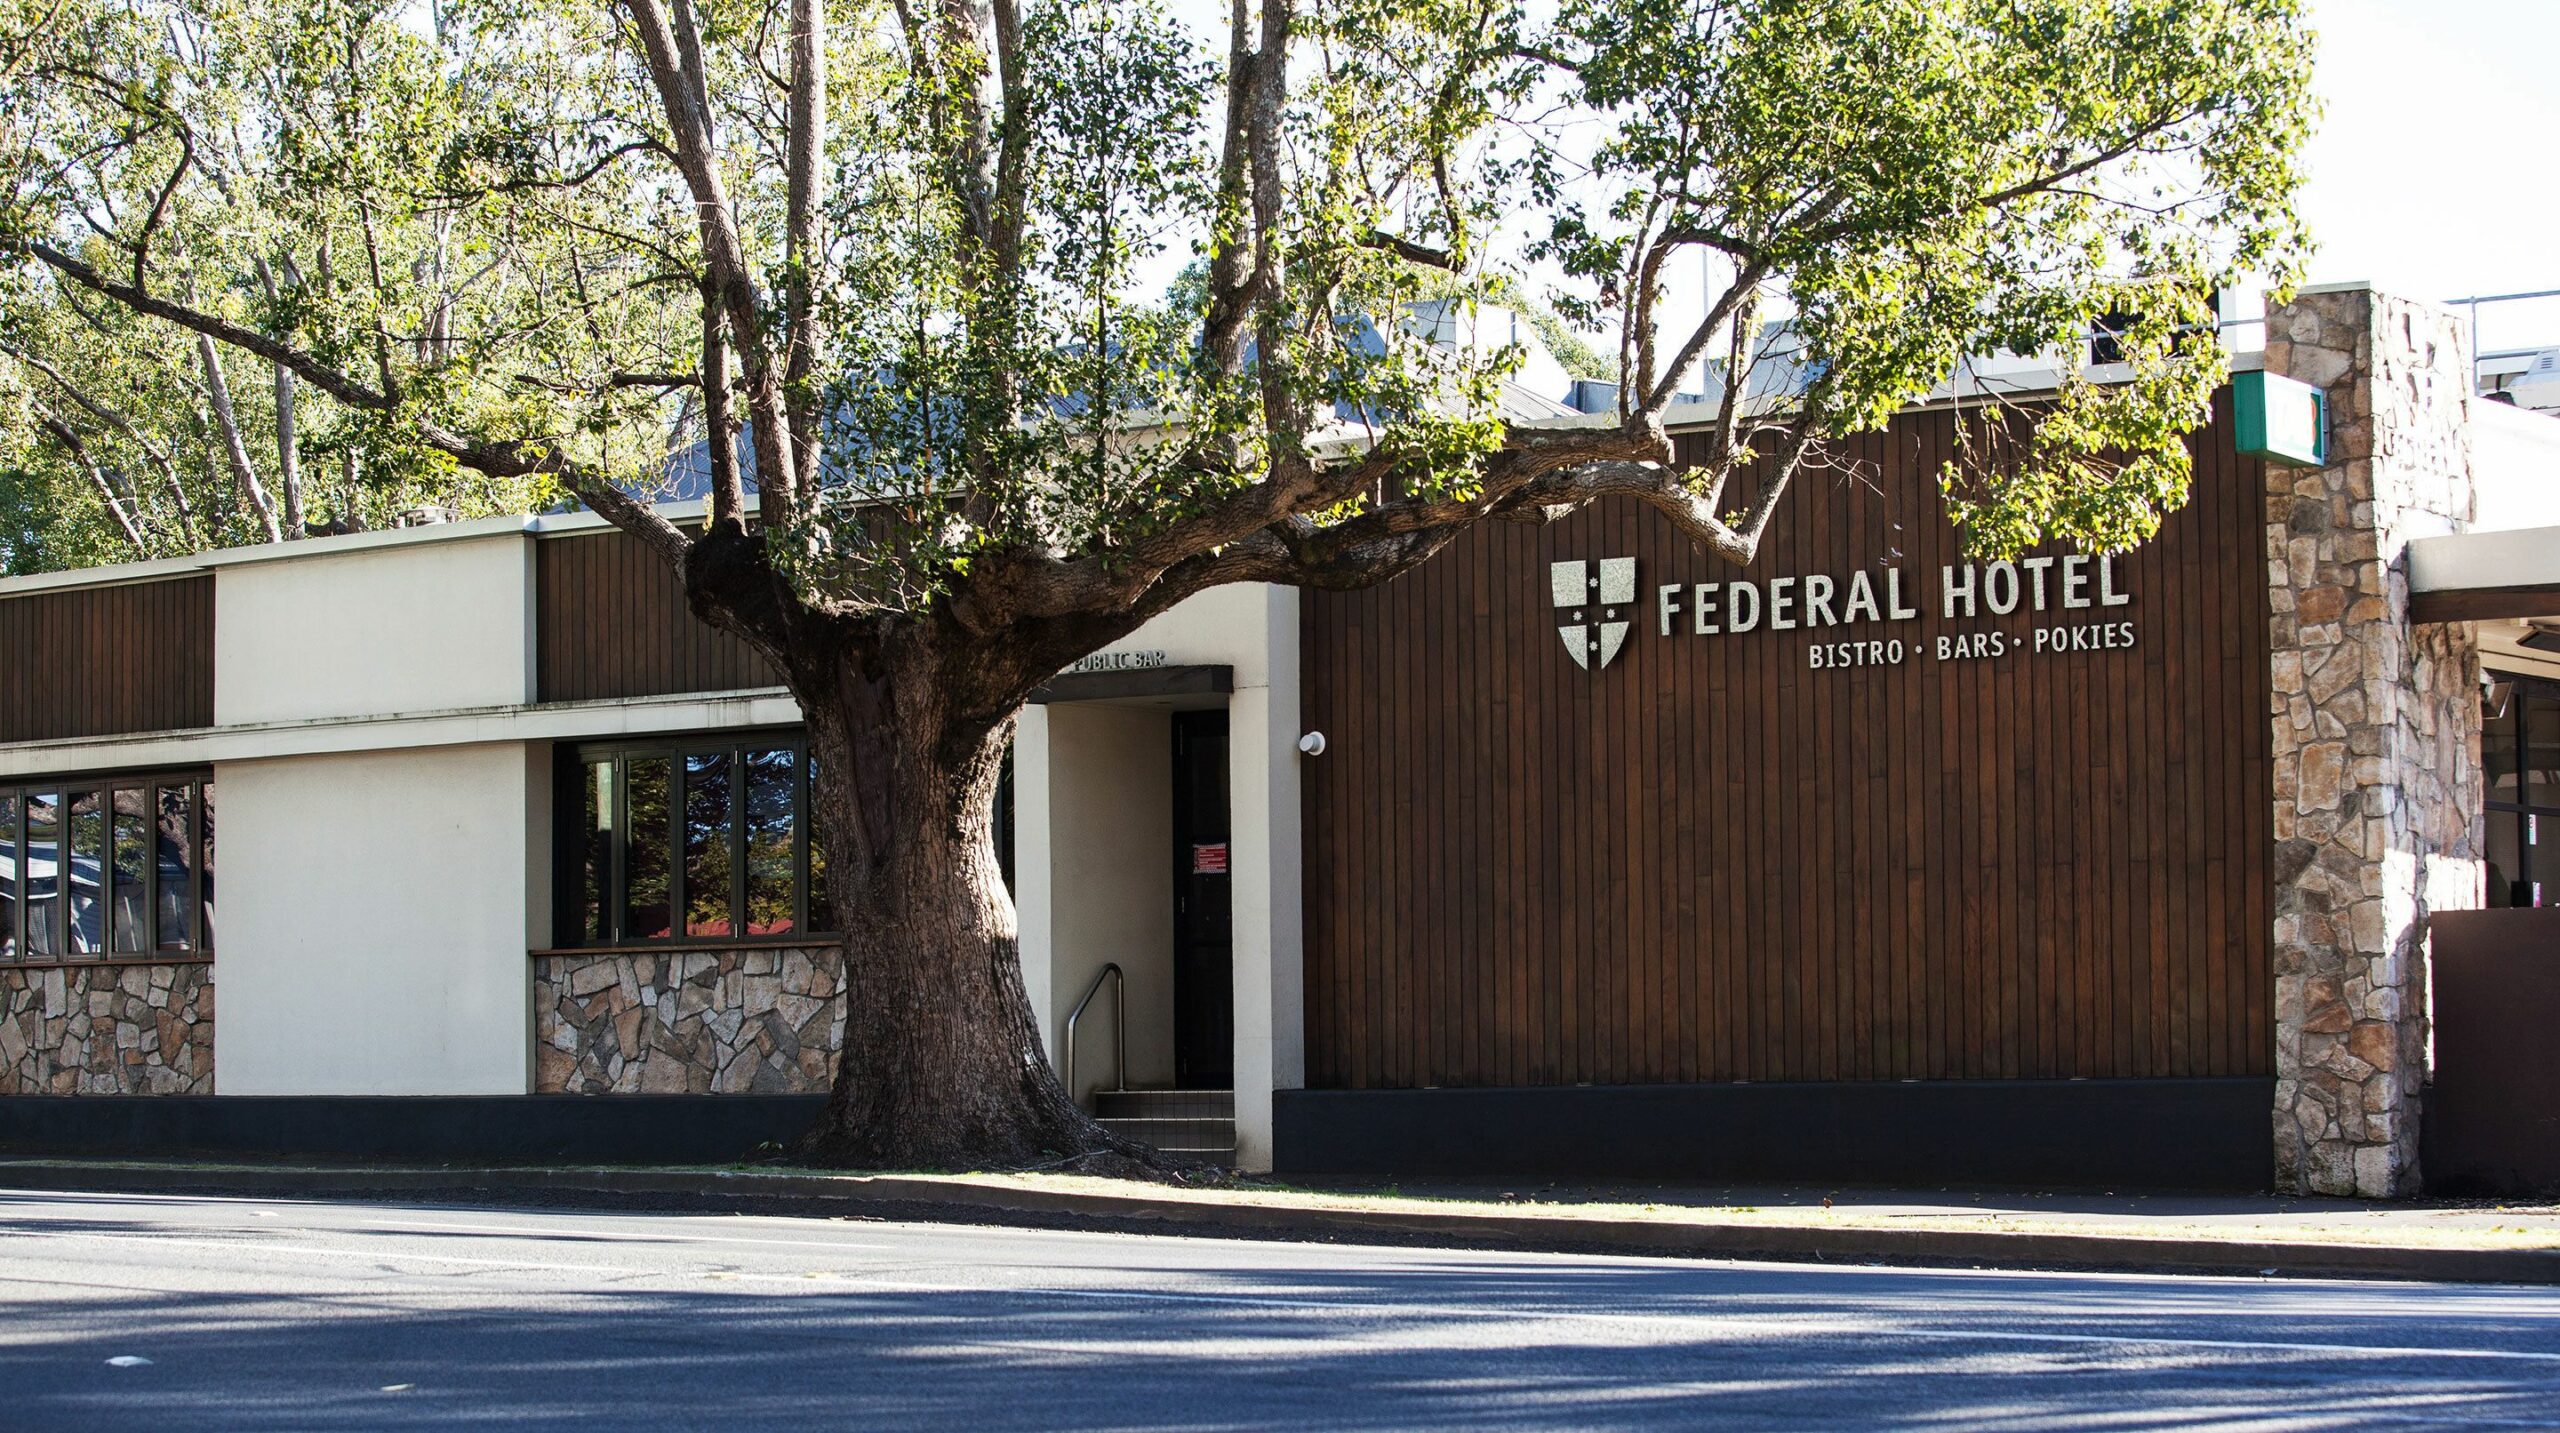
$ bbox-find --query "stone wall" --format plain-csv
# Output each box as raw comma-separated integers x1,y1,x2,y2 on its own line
2263,286,2485,1197
0,962,215,1095
534,946,845,1095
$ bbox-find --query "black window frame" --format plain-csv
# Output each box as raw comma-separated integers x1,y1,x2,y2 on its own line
556,731,826,948
0,767,213,964
2486,672,2560,908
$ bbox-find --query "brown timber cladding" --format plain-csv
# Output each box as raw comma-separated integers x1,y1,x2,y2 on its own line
535,530,779,702
1300,397,2273,1089
0,576,213,742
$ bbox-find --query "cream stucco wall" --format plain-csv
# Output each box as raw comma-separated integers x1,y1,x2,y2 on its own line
213,742,541,1095
1018,704,1177,1103
215,531,533,726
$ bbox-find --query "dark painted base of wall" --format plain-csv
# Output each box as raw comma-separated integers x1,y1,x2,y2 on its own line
0,1095,829,1166
1275,1079,2276,1193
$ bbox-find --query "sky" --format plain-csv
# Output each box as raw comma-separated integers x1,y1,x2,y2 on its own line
2294,0,2560,353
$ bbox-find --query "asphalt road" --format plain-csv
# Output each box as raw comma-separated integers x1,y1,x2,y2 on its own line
1,1189,2557,1430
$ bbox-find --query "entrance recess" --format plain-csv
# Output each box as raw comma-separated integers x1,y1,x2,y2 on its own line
1171,710,1234,1088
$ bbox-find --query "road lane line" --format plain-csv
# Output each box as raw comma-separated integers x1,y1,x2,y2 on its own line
9,1231,654,1281
344,1217,894,1251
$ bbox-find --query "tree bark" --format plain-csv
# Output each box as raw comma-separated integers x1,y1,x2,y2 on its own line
196,334,283,543
273,362,305,536
783,634,1164,1173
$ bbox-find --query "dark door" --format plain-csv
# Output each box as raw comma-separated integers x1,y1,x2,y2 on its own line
1172,710,1234,1088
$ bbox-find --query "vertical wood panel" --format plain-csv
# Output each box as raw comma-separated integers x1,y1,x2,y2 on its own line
1300,399,2274,1087
534,531,781,702
0,575,212,742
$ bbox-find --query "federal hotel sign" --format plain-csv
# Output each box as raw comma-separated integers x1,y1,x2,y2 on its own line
1558,552,2142,673
1293,397,2274,1179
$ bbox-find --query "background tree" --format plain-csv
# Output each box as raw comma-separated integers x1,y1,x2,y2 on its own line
0,0,574,568
0,0,2313,1169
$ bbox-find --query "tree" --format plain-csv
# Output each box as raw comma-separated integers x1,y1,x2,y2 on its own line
0,0,2313,1170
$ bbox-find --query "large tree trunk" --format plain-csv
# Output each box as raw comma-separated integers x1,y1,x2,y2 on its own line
786,639,1162,1173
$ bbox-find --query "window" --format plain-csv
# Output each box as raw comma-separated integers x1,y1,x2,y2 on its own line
2486,675,2560,908
0,771,213,962
560,734,827,946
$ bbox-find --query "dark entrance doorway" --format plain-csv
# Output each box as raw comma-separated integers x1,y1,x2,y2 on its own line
1172,710,1233,1088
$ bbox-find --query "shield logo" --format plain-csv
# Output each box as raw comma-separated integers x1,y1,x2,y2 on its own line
1550,557,1635,670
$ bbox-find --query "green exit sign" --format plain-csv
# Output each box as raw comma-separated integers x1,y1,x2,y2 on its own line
2234,369,2329,467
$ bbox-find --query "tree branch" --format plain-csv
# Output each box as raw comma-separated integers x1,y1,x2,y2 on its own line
27,241,391,412
619,0,799,522
1198,0,1264,376
31,408,150,555
1361,230,1461,272
702,284,745,531
1642,256,1765,412
780,0,826,508
195,333,282,543
251,256,304,538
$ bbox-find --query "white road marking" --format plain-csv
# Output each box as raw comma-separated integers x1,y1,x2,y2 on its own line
345,1216,894,1251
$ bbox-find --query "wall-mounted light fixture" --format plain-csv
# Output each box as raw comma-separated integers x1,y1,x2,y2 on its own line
1298,731,1328,756
2483,671,2515,722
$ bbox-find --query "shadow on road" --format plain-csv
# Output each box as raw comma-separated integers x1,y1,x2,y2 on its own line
1,1197,2556,1429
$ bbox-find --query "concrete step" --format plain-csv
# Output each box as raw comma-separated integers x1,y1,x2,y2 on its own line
1096,1116,1235,1153
1094,1089,1234,1120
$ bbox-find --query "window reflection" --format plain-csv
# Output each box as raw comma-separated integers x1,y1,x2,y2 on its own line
565,737,827,946
2528,697,2560,809
156,783,193,951
2487,677,2560,909
582,760,613,943
25,791,60,957
806,751,832,934
2487,698,2521,803
111,790,148,955
199,780,215,949
156,784,193,950
625,756,673,940
0,775,210,964
2489,810,2524,908
744,748,796,936
68,791,104,955
683,751,735,938
0,794,17,960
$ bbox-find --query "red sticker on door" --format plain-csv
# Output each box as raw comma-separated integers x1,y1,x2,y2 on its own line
1191,842,1230,874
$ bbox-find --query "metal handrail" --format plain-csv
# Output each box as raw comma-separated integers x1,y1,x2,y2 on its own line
1062,962,1125,1110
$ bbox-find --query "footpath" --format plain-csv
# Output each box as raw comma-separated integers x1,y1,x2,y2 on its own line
3,1157,2556,1285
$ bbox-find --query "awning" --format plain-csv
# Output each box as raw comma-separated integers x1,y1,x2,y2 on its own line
1028,663,1234,706
2408,526,2560,624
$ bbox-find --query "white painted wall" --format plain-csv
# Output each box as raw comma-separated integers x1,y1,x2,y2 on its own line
215,532,533,726
1228,589,1305,1169
214,742,540,1095
2473,399,2560,533
1017,704,1176,1103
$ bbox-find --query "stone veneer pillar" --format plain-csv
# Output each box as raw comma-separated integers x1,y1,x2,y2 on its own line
2262,285,2484,1198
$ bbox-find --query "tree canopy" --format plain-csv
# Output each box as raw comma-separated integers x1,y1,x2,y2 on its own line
1,0,2313,593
